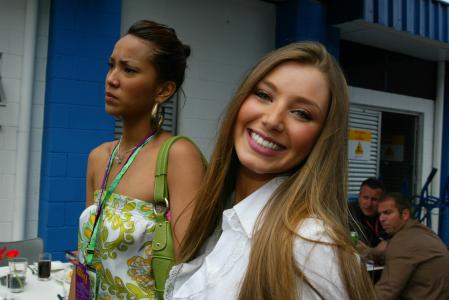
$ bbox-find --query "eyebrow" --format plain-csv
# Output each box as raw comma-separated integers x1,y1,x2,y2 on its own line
109,56,139,65
109,57,144,71
258,79,323,112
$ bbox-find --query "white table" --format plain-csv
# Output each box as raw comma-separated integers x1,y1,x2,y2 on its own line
0,262,71,300
366,263,384,272
366,263,384,283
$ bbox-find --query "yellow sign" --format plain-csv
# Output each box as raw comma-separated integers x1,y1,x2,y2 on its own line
382,135,405,145
381,135,405,161
348,128,372,161
348,129,372,141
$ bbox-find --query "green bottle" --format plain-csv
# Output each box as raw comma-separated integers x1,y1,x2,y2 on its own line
350,231,359,246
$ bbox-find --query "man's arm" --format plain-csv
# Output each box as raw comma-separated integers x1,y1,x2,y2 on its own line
375,240,417,300
357,240,387,265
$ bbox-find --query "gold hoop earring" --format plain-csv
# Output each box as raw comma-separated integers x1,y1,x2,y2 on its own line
150,102,164,131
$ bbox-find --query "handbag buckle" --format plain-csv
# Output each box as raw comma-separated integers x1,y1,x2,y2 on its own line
153,198,169,215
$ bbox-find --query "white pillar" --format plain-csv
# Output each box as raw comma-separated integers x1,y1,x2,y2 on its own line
12,0,39,240
431,61,445,232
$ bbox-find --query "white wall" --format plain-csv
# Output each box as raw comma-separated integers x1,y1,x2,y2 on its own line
0,0,274,241
121,0,276,158
0,0,50,241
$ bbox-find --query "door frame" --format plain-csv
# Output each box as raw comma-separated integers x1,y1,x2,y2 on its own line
349,86,436,196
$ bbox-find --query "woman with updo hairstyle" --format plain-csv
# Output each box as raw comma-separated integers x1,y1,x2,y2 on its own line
69,20,205,300
165,42,376,300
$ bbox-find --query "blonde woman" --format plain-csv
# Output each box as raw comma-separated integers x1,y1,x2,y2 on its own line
165,42,375,300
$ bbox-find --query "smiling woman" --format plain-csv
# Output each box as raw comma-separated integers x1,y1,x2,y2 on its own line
233,62,329,181
166,42,376,300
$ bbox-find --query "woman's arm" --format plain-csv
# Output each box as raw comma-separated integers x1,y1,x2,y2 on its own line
166,139,206,259
86,147,101,207
293,219,349,299
68,269,76,300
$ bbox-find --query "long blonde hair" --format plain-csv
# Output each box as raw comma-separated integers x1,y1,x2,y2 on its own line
180,42,375,300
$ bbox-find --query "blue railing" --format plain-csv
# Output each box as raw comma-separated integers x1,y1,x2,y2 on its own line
411,168,449,228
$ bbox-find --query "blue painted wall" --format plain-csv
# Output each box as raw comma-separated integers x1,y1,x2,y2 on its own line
276,0,340,57
39,0,121,260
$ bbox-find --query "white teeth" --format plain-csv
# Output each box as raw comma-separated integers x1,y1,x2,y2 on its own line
250,131,281,150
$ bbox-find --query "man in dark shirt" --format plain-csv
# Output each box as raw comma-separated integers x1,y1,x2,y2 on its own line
349,178,388,263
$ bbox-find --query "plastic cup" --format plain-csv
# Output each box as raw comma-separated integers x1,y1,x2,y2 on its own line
37,253,52,281
8,257,27,293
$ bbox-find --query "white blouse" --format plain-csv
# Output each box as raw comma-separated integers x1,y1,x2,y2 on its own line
165,177,348,300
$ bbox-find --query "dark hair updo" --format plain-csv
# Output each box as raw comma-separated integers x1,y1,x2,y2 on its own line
127,20,191,93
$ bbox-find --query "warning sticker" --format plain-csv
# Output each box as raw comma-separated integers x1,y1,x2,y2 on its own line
348,128,372,161
381,135,405,162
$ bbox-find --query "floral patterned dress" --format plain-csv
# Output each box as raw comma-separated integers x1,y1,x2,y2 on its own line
78,190,158,300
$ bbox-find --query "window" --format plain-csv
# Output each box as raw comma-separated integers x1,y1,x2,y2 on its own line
340,41,437,100
348,106,381,197
114,93,179,139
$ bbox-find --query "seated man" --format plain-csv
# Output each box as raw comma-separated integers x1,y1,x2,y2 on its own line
375,192,449,300
349,178,388,263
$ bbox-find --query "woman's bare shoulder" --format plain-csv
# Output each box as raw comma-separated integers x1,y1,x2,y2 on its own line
167,137,204,162
165,136,205,191
88,141,118,165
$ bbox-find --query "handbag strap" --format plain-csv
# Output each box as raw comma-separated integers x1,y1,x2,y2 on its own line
153,135,198,204
152,135,201,300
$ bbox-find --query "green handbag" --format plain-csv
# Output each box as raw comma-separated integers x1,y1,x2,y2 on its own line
152,136,198,300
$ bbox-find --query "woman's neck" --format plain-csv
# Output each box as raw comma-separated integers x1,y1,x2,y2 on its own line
234,166,275,204
120,117,155,149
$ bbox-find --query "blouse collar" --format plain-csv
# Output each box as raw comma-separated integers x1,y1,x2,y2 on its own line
224,176,287,238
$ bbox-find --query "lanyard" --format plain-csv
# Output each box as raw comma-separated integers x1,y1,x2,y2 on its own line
85,130,159,266
365,218,379,236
